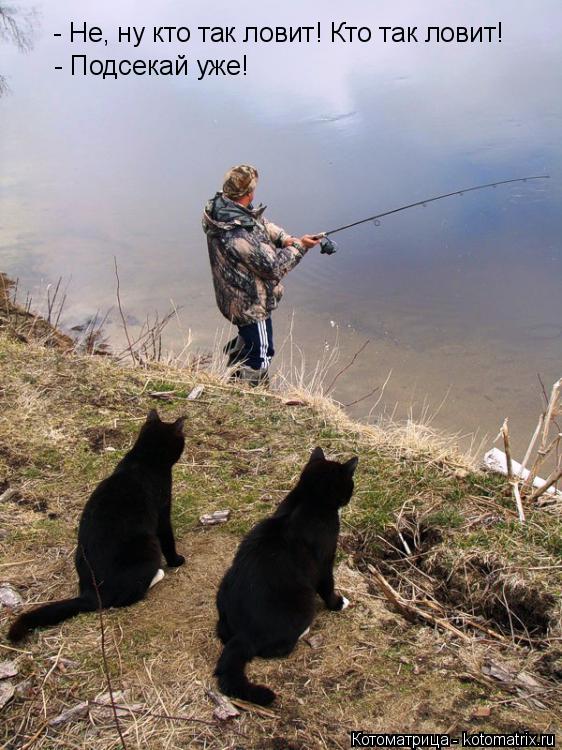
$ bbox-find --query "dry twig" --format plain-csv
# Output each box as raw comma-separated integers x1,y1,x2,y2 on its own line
325,339,370,394
89,701,228,731
81,546,129,750
529,464,562,503
113,256,136,364
524,379,561,493
367,564,471,642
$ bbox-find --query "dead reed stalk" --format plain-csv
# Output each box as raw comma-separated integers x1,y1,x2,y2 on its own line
501,418,525,524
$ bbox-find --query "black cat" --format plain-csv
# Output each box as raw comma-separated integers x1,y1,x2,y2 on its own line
215,447,358,706
8,409,186,641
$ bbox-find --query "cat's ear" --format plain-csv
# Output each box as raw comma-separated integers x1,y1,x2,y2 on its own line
173,416,186,436
147,409,161,423
309,446,325,463
343,456,359,477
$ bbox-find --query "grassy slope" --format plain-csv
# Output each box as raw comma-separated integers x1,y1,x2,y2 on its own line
0,327,561,748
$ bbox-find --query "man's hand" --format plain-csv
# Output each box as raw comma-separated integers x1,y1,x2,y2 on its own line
283,234,321,249
299,234,322,249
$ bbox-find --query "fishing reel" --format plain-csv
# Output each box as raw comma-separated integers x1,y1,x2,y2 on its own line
318,235,337,255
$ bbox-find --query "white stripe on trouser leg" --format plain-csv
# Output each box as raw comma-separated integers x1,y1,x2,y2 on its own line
263,321,270,369
257,321,263,369
264,320,271,369
259,320,268,370
265,323,271,367
264,321,271,369
258,321,264,369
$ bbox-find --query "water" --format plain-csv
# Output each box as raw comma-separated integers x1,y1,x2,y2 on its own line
1,0,561,455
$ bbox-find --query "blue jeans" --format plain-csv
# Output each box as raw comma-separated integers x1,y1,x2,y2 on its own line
237,318,274,370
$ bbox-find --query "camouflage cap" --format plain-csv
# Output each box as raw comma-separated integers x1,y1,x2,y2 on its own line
222,164,259,200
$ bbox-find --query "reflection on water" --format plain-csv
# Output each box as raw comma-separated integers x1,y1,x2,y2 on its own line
1,0,561,454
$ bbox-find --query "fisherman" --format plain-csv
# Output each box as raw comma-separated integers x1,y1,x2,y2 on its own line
202,165,320,385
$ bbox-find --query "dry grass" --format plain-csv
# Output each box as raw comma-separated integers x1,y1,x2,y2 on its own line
0,273,74,352
1,292,561,747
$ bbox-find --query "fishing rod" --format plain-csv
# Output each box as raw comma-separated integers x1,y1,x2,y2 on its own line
316,174,550,254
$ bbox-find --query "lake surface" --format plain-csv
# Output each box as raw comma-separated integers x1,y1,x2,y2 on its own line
1,0,561,455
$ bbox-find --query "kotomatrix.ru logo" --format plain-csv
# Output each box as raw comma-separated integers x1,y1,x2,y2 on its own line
349,732,556,748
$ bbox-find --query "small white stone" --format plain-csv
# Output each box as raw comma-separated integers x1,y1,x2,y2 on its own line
0,585,23,610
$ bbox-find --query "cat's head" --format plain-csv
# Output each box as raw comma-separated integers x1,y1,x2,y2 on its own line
298,447,358,509
132,409,186,465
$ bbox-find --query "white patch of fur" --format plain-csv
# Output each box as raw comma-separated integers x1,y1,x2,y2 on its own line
149,569,165,589
298,626,311,640
340,596,350,610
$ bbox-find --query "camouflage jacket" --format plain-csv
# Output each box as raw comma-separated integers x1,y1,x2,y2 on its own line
202,192,308,326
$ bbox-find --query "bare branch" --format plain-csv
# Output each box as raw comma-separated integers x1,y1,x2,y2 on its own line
499,419,524,522
524,378,562,492
537,372,561,434
89,701,224,731
113,256,137,364
519,413,544,479
325,339,370,394
343,383,381,409
0,5,36,51
80,546,129,750
529,462,562,503
367,563,472,642
0,4,38,96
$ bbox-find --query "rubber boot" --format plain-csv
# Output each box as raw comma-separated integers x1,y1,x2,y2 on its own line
236,365,270,388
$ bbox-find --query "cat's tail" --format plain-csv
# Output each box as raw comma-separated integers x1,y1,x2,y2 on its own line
8,597,93,642
214,635,275,706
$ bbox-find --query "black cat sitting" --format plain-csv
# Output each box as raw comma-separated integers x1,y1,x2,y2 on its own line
8,409,186,642
215,447,358,706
